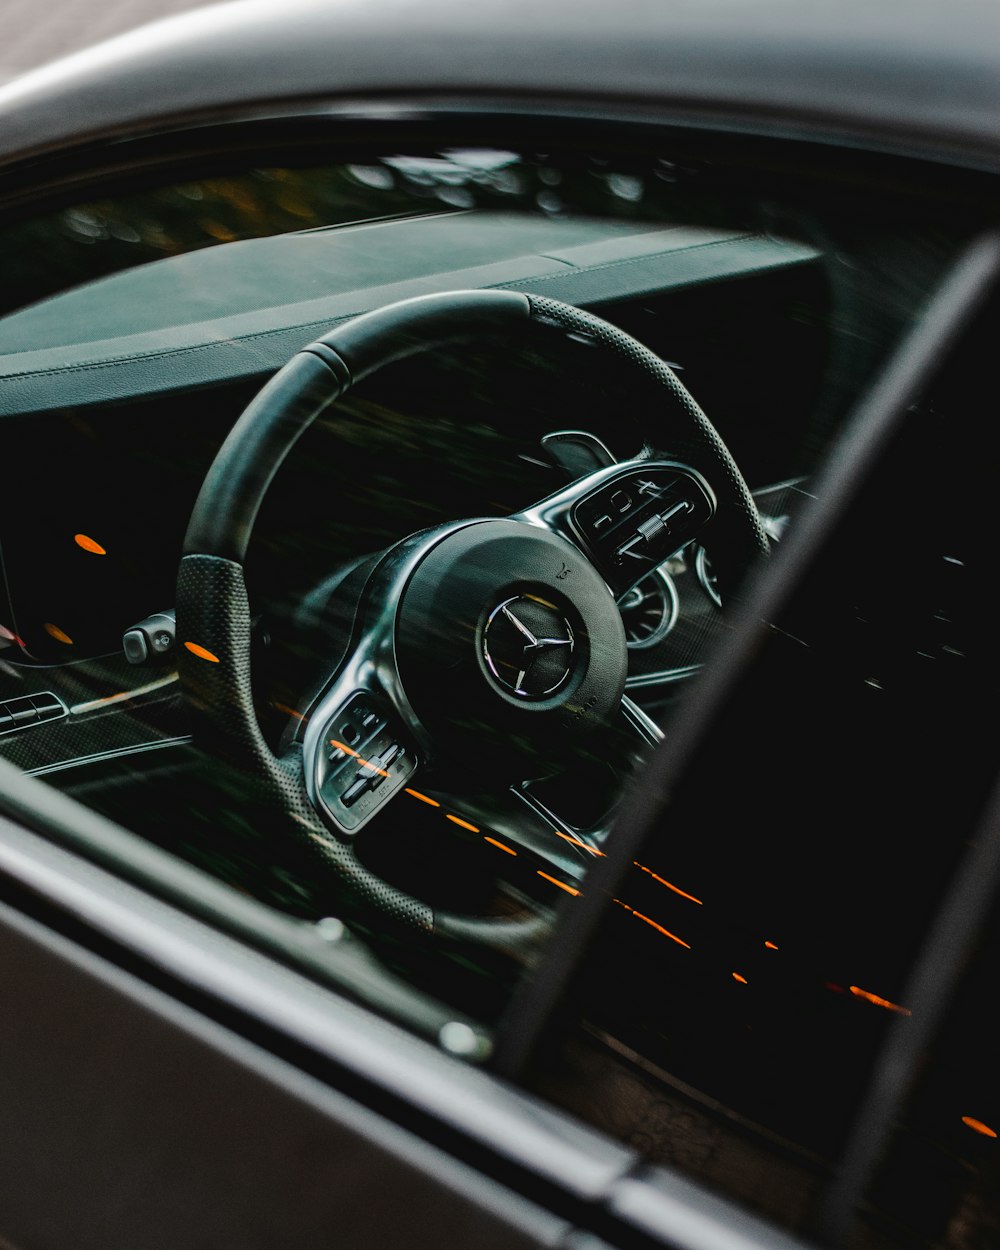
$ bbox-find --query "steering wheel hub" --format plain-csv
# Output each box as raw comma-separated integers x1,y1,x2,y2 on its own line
482,594,576,699
394,519,627,756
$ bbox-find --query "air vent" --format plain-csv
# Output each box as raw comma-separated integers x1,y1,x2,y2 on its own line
0,692,68,734
695,546,723,608
694,510,787,610
618,570,679,648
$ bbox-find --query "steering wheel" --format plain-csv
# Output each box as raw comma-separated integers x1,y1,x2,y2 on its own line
176,290,767,942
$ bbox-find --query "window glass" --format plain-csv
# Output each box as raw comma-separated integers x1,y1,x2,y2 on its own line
525,256,1000,1247
0,146,986,1235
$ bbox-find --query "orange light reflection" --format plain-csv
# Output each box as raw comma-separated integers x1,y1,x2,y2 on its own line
330,739,360,759
538,871,580,897
614,899,691,948
43,623,74,646
484,837,517,856
732,973,748,985
849,985,912,1016
405,789,440,807
446,814,480,833
74,533,107,555
204,221,237,242
275,702,305,721
632,861,703,905
554,831,605,856
183,641,220,663
355,757,389,779
962,1116,998,1138
765,940,779,950
328,741,390,777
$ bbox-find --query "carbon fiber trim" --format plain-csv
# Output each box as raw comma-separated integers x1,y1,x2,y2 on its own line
0,660,185,774
5,704,187,775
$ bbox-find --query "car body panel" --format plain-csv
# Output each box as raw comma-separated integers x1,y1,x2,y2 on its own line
0,0,999,173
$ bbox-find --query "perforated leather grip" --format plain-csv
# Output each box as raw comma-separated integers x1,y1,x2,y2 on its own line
184,290,532,563
526,294,769,589
177,553,435,931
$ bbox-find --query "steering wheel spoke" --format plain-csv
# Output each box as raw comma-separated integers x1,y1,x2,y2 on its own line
515,458,716,599
304,681,420,836
620,692,666,748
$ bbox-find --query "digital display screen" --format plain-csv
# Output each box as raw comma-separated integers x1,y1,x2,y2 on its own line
1,395,238,663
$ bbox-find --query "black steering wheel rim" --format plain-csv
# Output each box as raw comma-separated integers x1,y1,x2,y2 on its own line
176,289,768,941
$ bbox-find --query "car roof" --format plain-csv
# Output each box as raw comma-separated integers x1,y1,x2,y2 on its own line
0,0,998,174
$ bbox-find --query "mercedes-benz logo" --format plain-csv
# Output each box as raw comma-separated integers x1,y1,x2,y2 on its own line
482,595,575,699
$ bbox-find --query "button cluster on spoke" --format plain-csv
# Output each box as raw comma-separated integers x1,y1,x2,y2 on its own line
571,465,715,594
342,742,404,807
316,692,416,833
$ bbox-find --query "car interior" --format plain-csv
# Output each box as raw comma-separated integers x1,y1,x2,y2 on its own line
0,152,834,938
1,139,997,1248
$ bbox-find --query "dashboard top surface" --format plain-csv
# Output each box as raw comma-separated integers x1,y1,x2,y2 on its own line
0,210,817,415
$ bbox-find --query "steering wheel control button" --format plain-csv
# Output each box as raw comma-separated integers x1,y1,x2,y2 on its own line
316,692,416,834
122,609,177,665
572,465,715,593
615,501,692,564
610,490,632,514
379,743,403,769
339,742,405,807
482,596,575,699
341,777,369,808
122,630,149,664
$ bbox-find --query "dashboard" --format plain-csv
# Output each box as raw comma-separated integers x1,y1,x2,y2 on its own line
0,199,830,941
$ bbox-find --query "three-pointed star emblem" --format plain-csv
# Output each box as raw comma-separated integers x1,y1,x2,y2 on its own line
482,596,575,698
